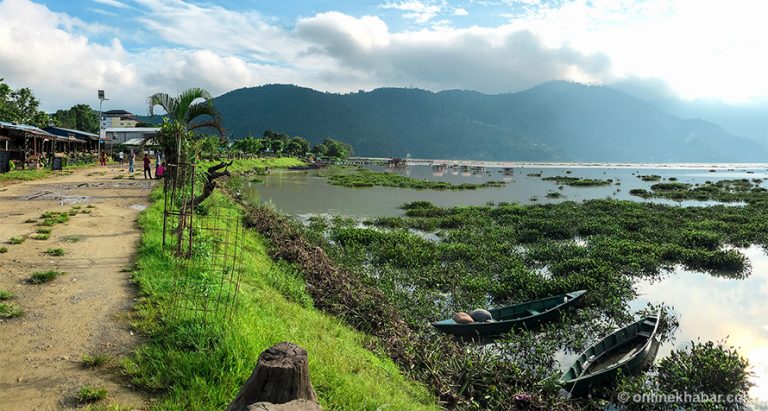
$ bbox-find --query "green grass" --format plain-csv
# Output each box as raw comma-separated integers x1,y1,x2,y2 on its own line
45,248,66,256
0,168,51,183
8,236,26,245
75,386,108,403
29,270,64,284
36,227,53,234
327,168,505,190
38,212,70,226
542,176,612,186
125,190,436,411
0,290,14,300
31,233,50,240
0,246,7,253
62,235,81,243
198,157,305,174
0,302,23,318
82,354,109,368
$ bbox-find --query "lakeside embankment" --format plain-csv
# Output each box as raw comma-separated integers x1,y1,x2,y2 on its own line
124,158,437,410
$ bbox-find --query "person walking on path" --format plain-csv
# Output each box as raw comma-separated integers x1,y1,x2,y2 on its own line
143,153,152,179
128,150,135,174
118,150,124,165
100,151,107,166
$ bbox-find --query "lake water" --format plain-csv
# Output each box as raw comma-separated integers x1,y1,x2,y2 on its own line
249,163,767,217
247,162,768,405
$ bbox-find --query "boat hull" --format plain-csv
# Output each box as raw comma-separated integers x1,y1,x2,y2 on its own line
560,314,661,398
431,290,587,337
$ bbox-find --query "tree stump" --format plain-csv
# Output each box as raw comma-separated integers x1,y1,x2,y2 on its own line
227,342,319,411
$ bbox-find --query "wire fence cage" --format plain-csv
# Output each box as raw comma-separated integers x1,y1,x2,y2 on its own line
162,163,197,257
162,162,245,323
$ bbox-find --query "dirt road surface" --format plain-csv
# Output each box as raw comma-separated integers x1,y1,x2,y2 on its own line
0,166,154,410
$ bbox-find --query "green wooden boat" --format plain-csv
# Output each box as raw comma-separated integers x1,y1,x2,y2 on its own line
431,290,587,337
560,312,661,398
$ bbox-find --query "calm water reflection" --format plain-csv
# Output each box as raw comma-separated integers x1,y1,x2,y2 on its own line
250,164,766,217
630,246,768,405
249,163,768,404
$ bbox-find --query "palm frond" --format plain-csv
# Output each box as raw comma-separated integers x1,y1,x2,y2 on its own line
176,88,213,123
147,93,177,118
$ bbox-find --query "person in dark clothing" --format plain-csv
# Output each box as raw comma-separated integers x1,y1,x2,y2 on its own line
143,153,152,179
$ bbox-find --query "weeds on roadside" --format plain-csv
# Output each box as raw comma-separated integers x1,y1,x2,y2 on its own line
75,386,108,403
0,302,23,318
31,233,50,240
9,236,25,244
0,246,7,253
29,270,64,284
62,235,80,243
0,290,14,300
45,248,65,256
82,354,109,368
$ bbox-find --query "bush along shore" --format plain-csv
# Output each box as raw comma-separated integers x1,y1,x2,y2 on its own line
124,169,436,409
238,195,758,409
629,178,767,204
326,168,506,190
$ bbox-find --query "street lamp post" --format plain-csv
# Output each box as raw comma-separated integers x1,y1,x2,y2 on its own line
97,90,108,163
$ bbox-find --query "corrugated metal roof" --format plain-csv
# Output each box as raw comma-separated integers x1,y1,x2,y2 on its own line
104,127,159,133
45,126,99,139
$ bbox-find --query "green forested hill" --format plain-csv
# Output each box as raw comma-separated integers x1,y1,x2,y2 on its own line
187,82,768,162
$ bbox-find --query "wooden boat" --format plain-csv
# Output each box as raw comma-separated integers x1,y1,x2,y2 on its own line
560,312,661,398
431,290,587,337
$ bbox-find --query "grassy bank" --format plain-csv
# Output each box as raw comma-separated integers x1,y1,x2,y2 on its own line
198,157,305,174
327,168,505,190
125,189,436,410
0,162,102,185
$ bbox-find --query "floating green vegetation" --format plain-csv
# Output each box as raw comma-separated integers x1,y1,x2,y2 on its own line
616,340,752,409
310,199,761,401
542,176,612,186
546,192,563,199
0,290,14,300
45,248,65,256
638,174,662,181
29,270,64,284
527,173,542,177
630,178,767,204
8,236,26,245
75,386,108,403
82,354,109,368
328,169,505,190
0,302,23,318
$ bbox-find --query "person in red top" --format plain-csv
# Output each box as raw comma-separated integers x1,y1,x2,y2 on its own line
143,153,152,179
155,162,165,180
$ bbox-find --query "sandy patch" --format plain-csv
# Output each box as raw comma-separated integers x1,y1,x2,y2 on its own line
0,166,155,410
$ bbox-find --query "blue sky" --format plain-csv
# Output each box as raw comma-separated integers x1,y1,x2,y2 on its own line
1,0,767,113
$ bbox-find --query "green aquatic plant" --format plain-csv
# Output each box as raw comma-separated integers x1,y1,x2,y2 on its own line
542,176,612,186
328,168,506,190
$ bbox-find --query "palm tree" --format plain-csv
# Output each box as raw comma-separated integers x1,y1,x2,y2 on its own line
147,87,224,164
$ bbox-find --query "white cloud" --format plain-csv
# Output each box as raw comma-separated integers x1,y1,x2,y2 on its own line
501,0,768,102
92,0,130,9
379,0,445,23
1,0,766,115
454,8,469,16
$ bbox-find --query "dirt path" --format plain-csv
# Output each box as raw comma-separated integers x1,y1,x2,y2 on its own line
0,166,155,410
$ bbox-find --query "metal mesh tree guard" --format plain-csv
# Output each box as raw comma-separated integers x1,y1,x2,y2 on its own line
162,162,245,323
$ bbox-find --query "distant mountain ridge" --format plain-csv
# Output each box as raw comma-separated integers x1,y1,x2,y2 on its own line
200,81,768,162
